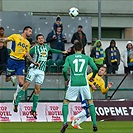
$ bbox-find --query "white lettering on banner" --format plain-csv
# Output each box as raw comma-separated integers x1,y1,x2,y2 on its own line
110,107,116,116
96,107,132,116
98,107,105,116
129,107,133,115
114,107,123,115
104,107,110,115
122,107,129,116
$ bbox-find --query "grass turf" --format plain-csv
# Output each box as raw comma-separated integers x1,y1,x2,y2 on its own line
0,121,133,133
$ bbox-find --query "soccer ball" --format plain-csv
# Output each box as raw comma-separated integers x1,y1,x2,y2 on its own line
69,7,79,17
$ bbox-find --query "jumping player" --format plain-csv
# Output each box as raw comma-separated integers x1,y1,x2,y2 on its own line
0,26,39,103
13,34,67,119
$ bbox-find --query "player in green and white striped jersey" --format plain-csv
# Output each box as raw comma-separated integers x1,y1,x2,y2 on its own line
60,41,98,133
13,34,67,119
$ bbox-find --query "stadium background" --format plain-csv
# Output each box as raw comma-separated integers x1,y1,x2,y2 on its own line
0,0,133,126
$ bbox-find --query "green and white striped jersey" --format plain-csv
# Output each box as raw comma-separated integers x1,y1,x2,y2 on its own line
30,43,62,71
63,52,98,86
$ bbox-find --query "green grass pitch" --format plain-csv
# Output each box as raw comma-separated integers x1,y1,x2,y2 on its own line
0,121,133,133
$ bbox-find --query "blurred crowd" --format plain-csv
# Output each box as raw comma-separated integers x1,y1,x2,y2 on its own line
0,16,133,75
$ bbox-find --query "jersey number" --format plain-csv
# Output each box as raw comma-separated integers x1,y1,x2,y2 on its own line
73,59,85,72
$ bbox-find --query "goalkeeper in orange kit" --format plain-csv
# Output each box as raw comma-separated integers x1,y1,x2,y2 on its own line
71,66,113,129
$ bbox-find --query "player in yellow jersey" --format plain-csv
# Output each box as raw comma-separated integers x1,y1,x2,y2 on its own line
71,66,113,130
0,26,39,103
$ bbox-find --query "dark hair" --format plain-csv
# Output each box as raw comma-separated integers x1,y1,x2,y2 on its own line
110,40,116,45
36,34,44,40
78,25,83,28
23,26,32,32
74,41,83,51
56,26,62,29
0,27,5,31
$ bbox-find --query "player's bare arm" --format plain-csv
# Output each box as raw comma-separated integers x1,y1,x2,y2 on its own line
25,52,40,67
0,38,8,42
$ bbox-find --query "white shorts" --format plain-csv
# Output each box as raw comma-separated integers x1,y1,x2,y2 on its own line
26,68,45,85
65,85,92,101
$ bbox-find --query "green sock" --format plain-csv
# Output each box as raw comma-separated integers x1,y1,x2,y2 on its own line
62,103,68,123
15,90,25,106
32,94,39,112
89,104,97,126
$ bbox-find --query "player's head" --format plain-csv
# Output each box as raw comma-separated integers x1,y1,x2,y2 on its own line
74,41,83,52
98,66,107,76
36,34,44,45
23,26,32,38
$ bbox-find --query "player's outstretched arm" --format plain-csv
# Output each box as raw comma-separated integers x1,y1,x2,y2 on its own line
0,38,8,42
100,80,113,94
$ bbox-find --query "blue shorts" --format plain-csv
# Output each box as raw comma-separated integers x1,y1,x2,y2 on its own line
6,58,25,76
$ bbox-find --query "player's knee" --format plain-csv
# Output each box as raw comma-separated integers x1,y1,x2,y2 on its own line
63,99,69,104
88,100,93,104
34,89,40,94
23,81,30,90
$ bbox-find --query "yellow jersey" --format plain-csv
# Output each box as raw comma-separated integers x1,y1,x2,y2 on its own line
8,34,30,60
87,73,109,94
